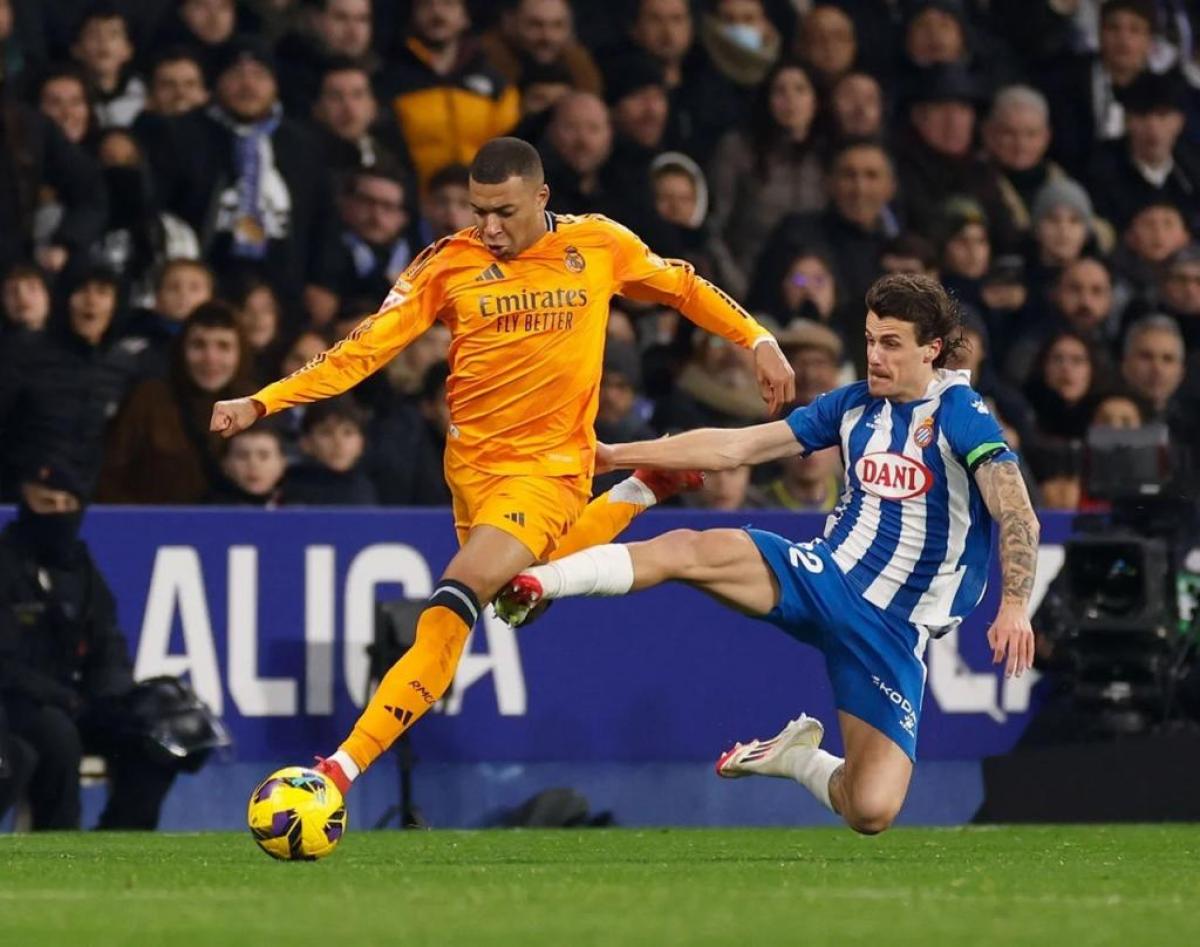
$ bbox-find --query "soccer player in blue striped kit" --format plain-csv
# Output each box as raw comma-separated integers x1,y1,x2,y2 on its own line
495,274,1041,835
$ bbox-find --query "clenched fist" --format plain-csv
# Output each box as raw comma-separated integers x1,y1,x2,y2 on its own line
210,398,263,438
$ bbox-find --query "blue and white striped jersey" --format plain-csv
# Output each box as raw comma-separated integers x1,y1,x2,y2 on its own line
786,369,1018,632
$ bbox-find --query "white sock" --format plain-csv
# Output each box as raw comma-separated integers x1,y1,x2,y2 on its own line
329,750,360,784
784,746,842,813
610,475,657,507
527,544,636,599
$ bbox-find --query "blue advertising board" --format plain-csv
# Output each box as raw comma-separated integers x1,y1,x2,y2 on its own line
1,507,1074,828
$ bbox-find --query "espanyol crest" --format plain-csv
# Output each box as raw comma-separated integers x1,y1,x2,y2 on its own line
854,452,934,500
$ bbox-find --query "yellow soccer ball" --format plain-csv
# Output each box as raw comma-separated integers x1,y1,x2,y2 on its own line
247,766,347,861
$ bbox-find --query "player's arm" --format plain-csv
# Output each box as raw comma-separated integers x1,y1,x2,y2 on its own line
606,220,795,414
210,253,445,437
603,420,803,473
975,458,1040,678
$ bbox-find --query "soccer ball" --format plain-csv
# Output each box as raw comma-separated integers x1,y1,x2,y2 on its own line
247,766,347,861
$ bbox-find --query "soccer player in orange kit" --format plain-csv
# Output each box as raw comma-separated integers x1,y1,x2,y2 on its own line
210,137,794,794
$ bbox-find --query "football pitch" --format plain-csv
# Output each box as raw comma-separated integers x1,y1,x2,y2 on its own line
2,825,1198,946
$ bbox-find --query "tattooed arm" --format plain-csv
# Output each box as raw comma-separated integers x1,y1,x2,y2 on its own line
975,459,1039,677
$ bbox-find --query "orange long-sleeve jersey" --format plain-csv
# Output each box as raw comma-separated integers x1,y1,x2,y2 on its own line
253,213,771,477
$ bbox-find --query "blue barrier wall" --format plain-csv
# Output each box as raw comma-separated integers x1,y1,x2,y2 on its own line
1,507,1074,830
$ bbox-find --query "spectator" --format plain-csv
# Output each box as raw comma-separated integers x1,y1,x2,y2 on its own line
69,4,146,129
753,447,841,511
879,233,939,277
936,196,991,312
708,60,825,288
904,1,968,70
628,0,742,164
0,462,185,830
605,50,672,165
1025,328,1106,442
141,47,209,117
775,319,844,407
111,258,215,386
1041,0,1156,178
481,0,602,96
650,152,741,294
97,301,254,504
1091,390,1148,429
212,424,286,504
1120,314,1190,437
144,36,342,322
1087,70,1200,232
309,58,414,177
156,0,238,75
1113,200,1191,297
827,70,883,141
697,0,782,91
283,395,378,505
756,139,897,332
947,316,1037,443
334,163,414,302
895,64,1018,250
593,340,656,493
37,63,96,149
276,0,377,115
656,330,767,430
795,4,856,93
1025,177,1101,304
1140,243,1200,351
1006,256,1117,384
513,58,575,136
542,91,676,249
2,263,51,337
1,84,107,280
0,0,45,91
774,250,843,331
231,276,286,386
983,85,1075,238
379,0,519,185
367,360,451,505
420,162,473,241
93,129,201,307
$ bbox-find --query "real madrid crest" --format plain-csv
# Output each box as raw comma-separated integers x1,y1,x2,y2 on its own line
564,246,585,273
913,416,935,449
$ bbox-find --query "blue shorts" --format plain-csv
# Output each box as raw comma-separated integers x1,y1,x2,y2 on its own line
745,529,929,761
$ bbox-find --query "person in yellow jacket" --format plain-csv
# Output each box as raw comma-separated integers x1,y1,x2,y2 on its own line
382,0,520,184
210,136,794,795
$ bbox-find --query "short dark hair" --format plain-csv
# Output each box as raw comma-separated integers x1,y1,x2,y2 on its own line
881,233,938,271
469,137,544,185
149,45,204,78
1100,0,1156,30
864,273,965,369
301,395,368,434
76,3,127,35
827,136,893,174
428,162,470,193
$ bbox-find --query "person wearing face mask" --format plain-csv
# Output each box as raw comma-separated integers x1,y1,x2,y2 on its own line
0,461,181,829
698,0,782,89
96,300,254,503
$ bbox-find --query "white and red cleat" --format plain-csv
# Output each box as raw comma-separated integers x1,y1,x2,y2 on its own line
493,573,546,628
313,756,351,796
715,715,825,779
632,468,705,503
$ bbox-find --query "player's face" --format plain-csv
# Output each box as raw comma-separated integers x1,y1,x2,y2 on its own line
469,174,550,259
864,311,940,401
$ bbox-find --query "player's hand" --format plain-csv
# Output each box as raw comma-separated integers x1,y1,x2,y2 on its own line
754,337,795,416
986,603,1035,678
210,398,262,439
595,441,616,474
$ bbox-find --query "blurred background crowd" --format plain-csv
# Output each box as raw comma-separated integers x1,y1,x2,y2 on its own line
2,0,1200,513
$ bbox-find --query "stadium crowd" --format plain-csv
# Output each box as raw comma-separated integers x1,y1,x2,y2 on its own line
1,0,1200,513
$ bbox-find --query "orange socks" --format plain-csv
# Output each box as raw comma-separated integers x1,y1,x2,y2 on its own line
338,581,479,774
551,479,655,560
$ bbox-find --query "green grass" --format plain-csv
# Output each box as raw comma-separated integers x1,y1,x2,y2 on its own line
2,826,1198,947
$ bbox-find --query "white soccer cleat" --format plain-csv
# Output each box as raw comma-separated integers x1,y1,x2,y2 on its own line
493,573,546,627
715,714,825,779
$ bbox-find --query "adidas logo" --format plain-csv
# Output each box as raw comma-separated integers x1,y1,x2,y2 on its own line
383,705,414,726
503,511,526,527
474,263,505,282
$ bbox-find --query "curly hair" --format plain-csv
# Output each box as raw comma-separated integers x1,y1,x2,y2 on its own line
864,273,966,369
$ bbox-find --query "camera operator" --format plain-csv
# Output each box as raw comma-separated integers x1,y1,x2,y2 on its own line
0,461,214,830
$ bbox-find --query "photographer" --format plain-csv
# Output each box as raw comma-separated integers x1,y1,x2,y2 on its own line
0,462,215,830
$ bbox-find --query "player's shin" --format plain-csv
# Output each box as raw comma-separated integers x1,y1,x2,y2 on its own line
527,544,635,598
336,581,478,779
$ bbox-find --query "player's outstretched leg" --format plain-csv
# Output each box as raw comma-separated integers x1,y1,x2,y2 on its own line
495,528,779,626
319,525,535,794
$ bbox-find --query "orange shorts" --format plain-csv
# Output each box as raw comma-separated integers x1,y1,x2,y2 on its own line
446,458,592,560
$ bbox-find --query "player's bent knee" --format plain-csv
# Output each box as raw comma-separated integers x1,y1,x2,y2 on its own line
843,792,903,836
